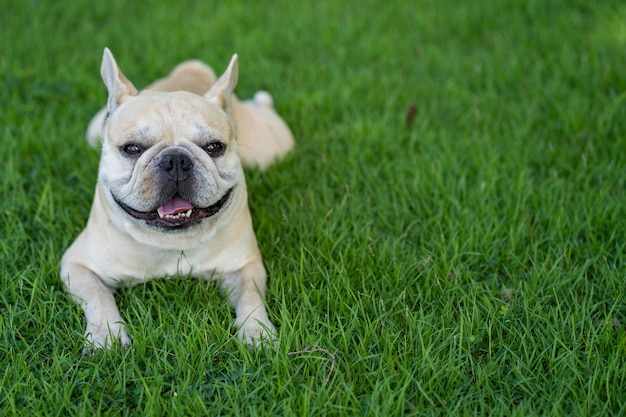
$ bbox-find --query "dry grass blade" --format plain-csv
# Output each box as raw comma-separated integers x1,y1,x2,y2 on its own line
288,345,337,386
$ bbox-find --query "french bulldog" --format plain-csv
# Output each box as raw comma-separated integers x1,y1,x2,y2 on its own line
61,48,289,350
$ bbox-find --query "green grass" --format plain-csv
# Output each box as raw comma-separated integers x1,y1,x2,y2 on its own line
2,0,626,415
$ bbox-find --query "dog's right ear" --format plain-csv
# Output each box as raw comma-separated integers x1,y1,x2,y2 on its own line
101,48,138,115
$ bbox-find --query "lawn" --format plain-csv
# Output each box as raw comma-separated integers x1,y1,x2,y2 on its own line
1,0,626,415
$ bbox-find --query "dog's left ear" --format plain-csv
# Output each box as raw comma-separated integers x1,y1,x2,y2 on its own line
101,47,138,115
205,54,238,115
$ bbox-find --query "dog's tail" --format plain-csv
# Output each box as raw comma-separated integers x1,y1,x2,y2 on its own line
250,91,274,108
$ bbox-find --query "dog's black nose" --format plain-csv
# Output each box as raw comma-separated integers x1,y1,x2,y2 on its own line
159,152,193,182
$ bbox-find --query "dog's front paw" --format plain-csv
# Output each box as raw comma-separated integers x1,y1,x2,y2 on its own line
83,321,131,353
237,319,276,348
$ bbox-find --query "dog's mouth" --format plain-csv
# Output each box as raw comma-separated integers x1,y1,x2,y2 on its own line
113,188,234,229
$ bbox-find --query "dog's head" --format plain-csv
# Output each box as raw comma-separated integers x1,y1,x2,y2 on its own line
96,48,245,248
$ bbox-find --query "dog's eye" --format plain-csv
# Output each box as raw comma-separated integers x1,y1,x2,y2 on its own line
205,141,225,157
121,144,143,156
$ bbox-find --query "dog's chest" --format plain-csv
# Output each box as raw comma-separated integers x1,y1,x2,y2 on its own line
98,241,244,287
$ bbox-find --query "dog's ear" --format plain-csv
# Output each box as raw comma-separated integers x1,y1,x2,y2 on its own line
205,54,238,115
101,48,138,115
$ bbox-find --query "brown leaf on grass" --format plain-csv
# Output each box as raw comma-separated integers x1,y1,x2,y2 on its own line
405,103,418,130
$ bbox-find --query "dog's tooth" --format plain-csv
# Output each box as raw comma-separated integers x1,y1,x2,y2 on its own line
159,210,192,221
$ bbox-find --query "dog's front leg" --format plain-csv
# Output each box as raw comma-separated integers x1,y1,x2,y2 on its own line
220,261,276,346
61,263,130,351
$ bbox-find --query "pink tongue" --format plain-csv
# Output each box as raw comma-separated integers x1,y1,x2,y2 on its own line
157,195,194,216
